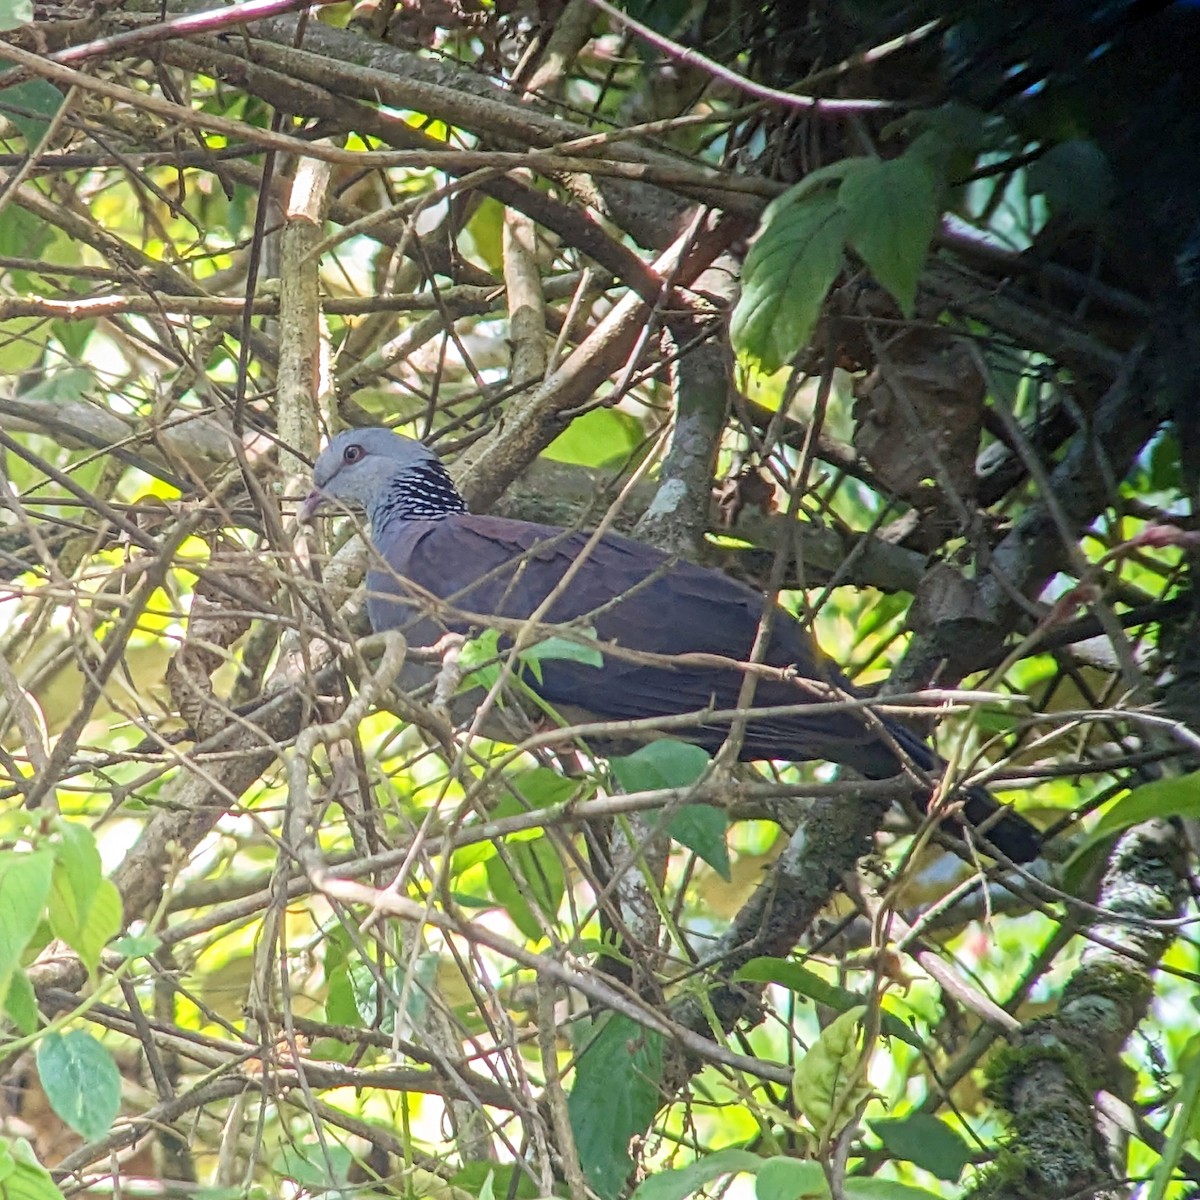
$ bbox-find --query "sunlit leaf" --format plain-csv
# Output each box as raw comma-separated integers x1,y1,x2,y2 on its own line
630,1149,765,1200
731,189,850,373
523,631,604,671
544,406,644,468
0,852,54,1009
792,1007,874,1140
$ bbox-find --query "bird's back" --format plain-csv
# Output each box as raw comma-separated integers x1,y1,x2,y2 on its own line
367,513,906,774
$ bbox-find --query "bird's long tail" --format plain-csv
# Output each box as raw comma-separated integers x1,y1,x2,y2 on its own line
882,721,1041,863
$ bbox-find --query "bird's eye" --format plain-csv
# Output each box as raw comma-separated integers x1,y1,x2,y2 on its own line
343,444,364,464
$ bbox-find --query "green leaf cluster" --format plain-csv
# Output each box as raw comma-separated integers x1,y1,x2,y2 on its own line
732,150,943,373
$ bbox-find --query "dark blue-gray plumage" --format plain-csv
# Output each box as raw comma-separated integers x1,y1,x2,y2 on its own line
302,428,1040,862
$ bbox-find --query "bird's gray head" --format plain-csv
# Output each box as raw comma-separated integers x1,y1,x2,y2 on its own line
300,427,465,535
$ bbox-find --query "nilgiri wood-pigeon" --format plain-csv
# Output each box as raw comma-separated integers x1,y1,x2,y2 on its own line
301,427,1041,863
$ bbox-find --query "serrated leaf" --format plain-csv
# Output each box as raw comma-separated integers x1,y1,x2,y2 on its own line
630,1149,766,1200
840,154,939,315
0,851,54,1007
756,1157,828,1200
869,1114,972,1181
792,1007,873,1140
666,805,730,880
732,191,850,373
568,1015,664,1200
36,1030,120,1142
735,958,923,1050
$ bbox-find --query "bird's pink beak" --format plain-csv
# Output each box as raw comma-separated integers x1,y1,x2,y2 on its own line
298,489,326,523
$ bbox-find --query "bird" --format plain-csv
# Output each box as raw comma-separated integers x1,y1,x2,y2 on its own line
300,427,1041,863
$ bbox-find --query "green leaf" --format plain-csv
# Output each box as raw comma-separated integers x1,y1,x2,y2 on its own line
273,1142,353,1189
630,1149,765,1200
666,805,730,880
36,1030,121,1142
458,628,502,691
450,1163,540,1200
503,767,585,811
544,407,645,468
735,958,923,1050
568,1015,664,1200
523,631,604,671
1092,772,1200,839
48,823,120,973
0,1138,64,1200
322,923,365,1028
610,740,710,792
0,60,64,143
756,1157,828,1200
3,968,38,1035
466,195,505,274
792,1007,872,1140
337,945,436,1035
52,318,96,361
0,3,33,34
731,190,850,373
840,154,940,315
0,206,51,262
0,851,54,1007
1146,1032,1200,1200
611,742,725,871
110,932,161,960
869,1114,972,1181
485,837,564,940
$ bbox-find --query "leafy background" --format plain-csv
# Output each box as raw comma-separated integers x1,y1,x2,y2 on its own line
0,1,1198,1199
